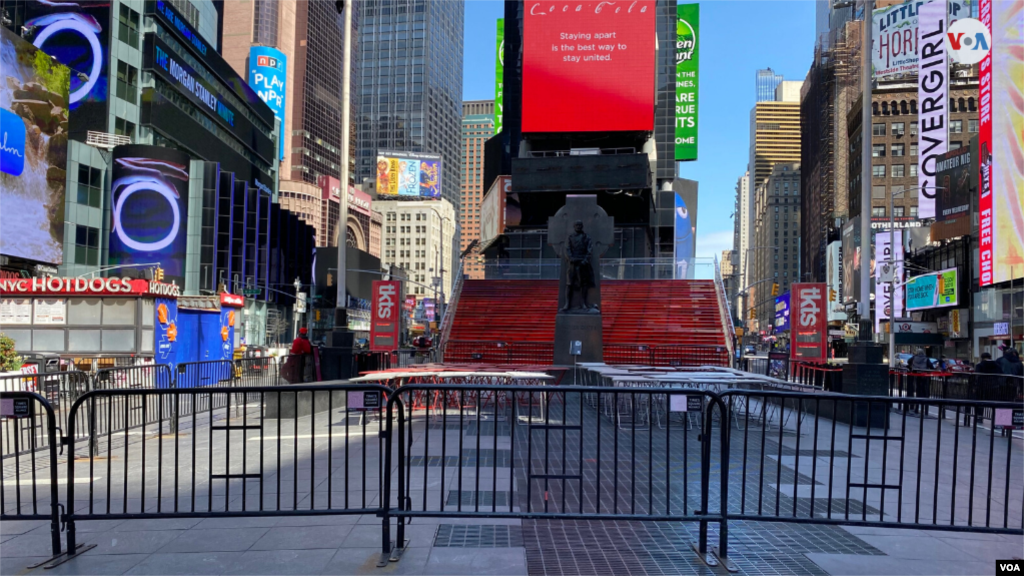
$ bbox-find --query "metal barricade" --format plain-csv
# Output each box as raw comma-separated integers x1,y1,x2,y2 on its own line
176,360,235,389
382,384,728,566
234,355,281,387
0,371,90,449
717,389,1024,557
62,383,396,555
1,392,62,557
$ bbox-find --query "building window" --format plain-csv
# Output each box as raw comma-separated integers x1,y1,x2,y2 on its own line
910,206,918,218
891,164,905,178
950,120,963,133
950,141,963,150
116,61,138,103
891,143,905,157
74,225,99,266
872,207,886,218
872,165,886,178
910,143,918,156
872,185,886,199
114,117,136,139
872,144,886,157
118,5,140,48
77,165,102,208
893,206,905,217
910,164,918,177
910,121,918,137
968,118,979,133
891,122,905,136
872,123,886,137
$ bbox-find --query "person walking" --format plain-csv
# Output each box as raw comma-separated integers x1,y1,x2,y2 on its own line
973,352,1003,427
997,346,1023,377
910,349,931,415
288,327,313,382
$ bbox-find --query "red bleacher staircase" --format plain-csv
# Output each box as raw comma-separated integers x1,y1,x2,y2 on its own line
443,279,731,366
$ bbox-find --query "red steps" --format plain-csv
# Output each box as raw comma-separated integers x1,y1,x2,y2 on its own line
445,279,728,366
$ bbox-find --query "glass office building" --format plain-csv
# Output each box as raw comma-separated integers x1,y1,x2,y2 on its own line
756,68,785,102
354,0,464,214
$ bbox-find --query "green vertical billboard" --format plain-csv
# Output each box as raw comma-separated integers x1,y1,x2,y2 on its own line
675,4,699,161
495,18,504,134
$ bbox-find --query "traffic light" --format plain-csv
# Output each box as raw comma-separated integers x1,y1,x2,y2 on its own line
153,267,164,282
749,308,755,319
771,283,779,297
829,288,837,302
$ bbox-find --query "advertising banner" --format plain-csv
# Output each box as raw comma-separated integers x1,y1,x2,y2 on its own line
522,0,656,132
24,0,110,141
917,0,949,219
248,46,288,160
934,140,974,221
841,217,862,305
674,192,695,279
826,241,847,322
675,4,699,161
0,27,70,266
370,280,400,352
108,145,191,285
905,268,958,310
949,308,968,338
978,0,1024,286
376,151,442,199
874,229,904,333
495,18,504,134
154,298,179,373
481,176,510,245
774,292,791,332
791,283,827,363
872,0,969,79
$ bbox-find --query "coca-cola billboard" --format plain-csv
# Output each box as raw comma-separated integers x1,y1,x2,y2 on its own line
791,283,827,363
370,280,401,352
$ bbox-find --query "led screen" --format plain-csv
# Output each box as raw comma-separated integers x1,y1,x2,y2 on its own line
0,27,70,265
248,46,287,161
522,1,655,132
109,145,191,285
24,0,110,141
674,192,694,279
375,150,442,199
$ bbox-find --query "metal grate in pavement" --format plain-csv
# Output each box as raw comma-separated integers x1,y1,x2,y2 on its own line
446,490,511,507
466,420,511,436
434,524,523,548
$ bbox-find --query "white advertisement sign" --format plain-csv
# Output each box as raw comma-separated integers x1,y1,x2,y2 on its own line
32,298,66,325
0,298,32,325
872,0,969,79
917,0,949,219
874,230,904,333
826,241,847,322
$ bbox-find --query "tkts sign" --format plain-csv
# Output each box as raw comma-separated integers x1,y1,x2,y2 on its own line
370,280,401,352
791,283,827,363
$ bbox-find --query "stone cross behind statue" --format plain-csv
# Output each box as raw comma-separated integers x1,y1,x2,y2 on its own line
548,195,613,314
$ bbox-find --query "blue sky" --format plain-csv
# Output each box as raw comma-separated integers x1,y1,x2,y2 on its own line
462,1,817,259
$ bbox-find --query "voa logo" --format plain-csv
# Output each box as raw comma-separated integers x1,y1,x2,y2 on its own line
946,18,991,65
0,108,26,177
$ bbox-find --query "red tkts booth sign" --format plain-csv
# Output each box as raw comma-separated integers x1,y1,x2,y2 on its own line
370,280,401,352
791,283,827,363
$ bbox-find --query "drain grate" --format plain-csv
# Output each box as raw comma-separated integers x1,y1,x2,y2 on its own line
445,490,511,507
434,524,524,548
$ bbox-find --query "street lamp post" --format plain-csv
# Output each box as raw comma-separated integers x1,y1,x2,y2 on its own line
882,185,944,368
334,1,353,332
425,206,453,321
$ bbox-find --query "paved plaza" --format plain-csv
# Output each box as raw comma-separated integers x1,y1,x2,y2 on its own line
1,388,1021,575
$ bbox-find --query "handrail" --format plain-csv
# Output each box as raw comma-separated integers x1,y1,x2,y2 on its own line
713,256,736,365
436,259,465,361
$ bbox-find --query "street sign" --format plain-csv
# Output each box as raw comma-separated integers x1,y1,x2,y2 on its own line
243,288,262,297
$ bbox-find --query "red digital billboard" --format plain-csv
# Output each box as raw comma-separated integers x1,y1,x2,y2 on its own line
791,283,827,364
522,1,656,133
370,280,401,352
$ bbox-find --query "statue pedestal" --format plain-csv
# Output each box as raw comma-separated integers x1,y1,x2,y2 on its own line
554,313,604,365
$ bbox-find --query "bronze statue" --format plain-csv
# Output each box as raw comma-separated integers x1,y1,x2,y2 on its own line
563,220,597,312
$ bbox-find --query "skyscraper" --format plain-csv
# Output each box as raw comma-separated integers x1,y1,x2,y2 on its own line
461,101,495,279
355,0,465,216
756,68,785,102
